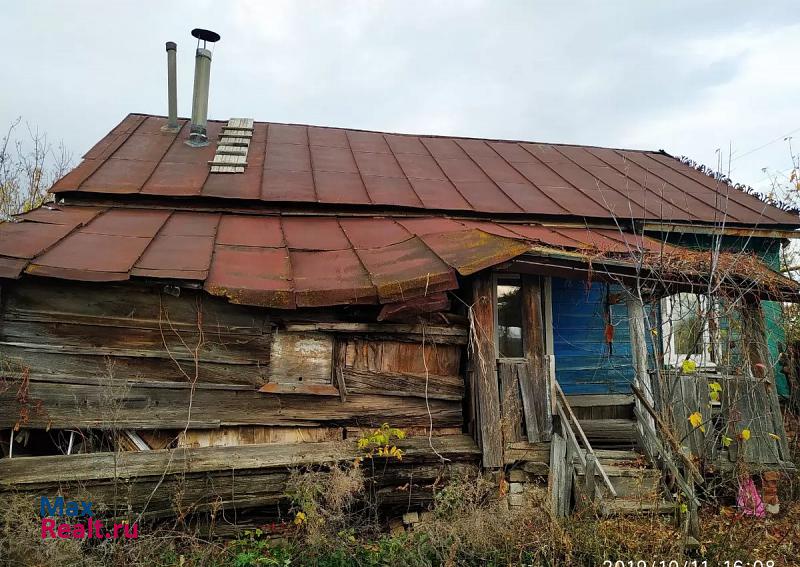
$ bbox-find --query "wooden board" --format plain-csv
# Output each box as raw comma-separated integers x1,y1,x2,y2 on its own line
178,426,344,448
471,274,503,468
342,368,463,401
520,274,552,441
0,435,480,485
341,338,461,377
266,331,333,385
499,362,525,444
0,382,463,430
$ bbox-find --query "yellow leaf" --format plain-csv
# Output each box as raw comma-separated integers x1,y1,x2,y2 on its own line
741,429,751,441
294,511,307,525
681,360,697,374
769,433,780,441
689,411,703,429
722,435,733,447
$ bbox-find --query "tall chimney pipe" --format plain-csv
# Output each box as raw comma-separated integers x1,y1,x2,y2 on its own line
186,28,220,147
162,42,179,132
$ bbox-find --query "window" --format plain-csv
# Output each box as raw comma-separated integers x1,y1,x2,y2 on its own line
495,275,523,358
661,293,716,368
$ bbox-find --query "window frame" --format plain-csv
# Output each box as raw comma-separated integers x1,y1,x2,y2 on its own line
493,273,526,362
660,292,717,369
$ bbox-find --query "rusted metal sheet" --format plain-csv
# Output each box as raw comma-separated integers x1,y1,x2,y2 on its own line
421,229,530,275
0,222,77,259
0,256,28,279
290,249,376,306
355,237,457,302
132,235,214,279
216,215,283,247
16,205,103,226
282,217,349,250
205,245,294,308
28,233,153,279
3,202,797,308
82,209,171,237
49,114,800,226
339,217,411,249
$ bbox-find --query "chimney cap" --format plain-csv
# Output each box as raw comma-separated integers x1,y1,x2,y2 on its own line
191,28,221,43
165,41,177,51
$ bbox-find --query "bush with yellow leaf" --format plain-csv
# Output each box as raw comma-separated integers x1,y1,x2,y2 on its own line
357,423,407,462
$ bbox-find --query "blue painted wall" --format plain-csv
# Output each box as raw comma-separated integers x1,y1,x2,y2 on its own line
551,278,653,395
550,234,789,396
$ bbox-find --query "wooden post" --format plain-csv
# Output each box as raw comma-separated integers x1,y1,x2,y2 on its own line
471,273,503,468
521,274,552,442
627,296,656,433
548,427,568,517
583,453,597,504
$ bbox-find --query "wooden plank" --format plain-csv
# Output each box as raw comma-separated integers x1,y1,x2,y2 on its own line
3,279,267,334
0,346,265,386
0,435,480,485
564,394,634,407
548,430,567,517
0,382,463,430
285,322,467,338
520,274,551,441
339,338,461,377
471,273,503,468
498,362,525,444
266,331,332,385
178,426,343,448
627,296,656,436
341,368,463,401
503,440,550,465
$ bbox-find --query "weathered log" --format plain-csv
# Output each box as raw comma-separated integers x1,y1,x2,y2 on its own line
520,274,551,441
0,435,480,485
0,382,463,430
471,273,502,468
343,368,464,401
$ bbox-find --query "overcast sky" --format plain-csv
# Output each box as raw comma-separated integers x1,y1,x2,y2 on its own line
3,1,799,193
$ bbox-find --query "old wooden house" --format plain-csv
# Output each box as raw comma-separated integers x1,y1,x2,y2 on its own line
1,37,798,535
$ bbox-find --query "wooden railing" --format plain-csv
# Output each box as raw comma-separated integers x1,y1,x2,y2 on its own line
632,384,700,537
554,381,617,501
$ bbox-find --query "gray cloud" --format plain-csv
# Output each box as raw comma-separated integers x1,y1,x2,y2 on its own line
3,1,799,191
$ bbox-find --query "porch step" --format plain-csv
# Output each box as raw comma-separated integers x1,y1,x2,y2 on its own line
574,463,661,500
572,447,673,515
573,418,638,449
599,498,677,516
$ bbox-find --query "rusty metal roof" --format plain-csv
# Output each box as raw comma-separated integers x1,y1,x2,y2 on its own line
51,114,800,227
2,204,796,307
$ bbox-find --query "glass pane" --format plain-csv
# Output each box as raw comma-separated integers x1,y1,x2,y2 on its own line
670,294,704,355
497,279,523,358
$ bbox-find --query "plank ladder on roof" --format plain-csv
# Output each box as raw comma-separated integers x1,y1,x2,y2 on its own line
209,118,254,173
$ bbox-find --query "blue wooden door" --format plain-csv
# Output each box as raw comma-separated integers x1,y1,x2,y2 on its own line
550,278,636,395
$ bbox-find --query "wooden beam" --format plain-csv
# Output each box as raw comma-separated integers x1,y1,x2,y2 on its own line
520,274,552,442
0,435,480,486
0,382,463,430
627,296,656,434
471,273,503,468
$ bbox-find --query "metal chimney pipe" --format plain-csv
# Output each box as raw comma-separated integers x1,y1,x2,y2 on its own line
162,42,179,132
187,47,212,146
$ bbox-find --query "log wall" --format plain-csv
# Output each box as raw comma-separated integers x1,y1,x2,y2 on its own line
0,279,466,434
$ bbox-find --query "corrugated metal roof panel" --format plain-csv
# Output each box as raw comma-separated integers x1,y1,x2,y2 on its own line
3,204,796,307
421,229,530,275
355,236,457,303
205,244,294,308
48,114,800,227
290,248,376,307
